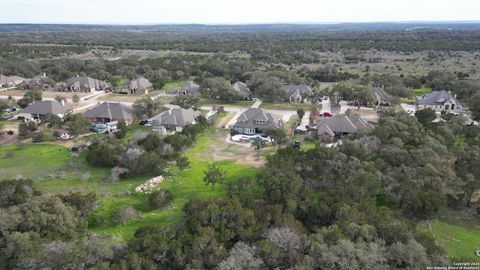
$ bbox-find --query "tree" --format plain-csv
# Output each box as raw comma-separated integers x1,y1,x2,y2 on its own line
251,138,267,154
0,99,9,115
148,190,172,209
18,121,38,137
172,95,201,110
72,94,80,105
115,121,128,139
24,90,42,102
266,128,287,147
0,179,36,206
203,163,226,190
176,155,190,170
415,108,437,126
133,97,161,119
296,109,305,121
54,95,66,103
63,113,90,135
44,113,62,129
462,174,480,207
111,206,140,224
469,92,480,120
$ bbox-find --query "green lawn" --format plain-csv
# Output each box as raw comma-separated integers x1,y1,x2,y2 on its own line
261,102,321,111
413,87,432,96
201,99,254,107
429,218,480,262
160,80,183,92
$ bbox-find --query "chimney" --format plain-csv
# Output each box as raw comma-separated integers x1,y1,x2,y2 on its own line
61,100,65,106
43,73,46,77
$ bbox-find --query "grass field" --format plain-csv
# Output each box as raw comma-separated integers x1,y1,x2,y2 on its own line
413,87,432,96
201,99,254,107
160,80,183,92
428,217,480,262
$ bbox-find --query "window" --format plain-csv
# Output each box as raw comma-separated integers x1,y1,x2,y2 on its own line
255,120,266,124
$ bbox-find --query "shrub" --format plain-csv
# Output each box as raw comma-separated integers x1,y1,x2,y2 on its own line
148,189,173,209
111,206,140,224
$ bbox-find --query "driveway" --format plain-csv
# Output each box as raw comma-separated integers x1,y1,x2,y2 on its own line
339,101,350,114
320,98,331,113
400,103,416,115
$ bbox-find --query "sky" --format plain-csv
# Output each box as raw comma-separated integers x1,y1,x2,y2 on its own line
0,0,479,25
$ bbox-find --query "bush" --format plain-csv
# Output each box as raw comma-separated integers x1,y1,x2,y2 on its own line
111,206,140,224
148,189,173,209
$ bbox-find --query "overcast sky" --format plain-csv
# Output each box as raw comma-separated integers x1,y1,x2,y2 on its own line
1,0,479,24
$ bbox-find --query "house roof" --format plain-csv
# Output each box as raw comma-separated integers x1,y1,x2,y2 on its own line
232,81,251,98
66,76,108,89
22,74,54,85
150,108,199,127
83,102,134,121
416,90,459,106
0,74,25,85
317,115,374,136
21,101,71,115
234,108,283,129
280,84,313,95
167,81,200,95
129,77,153,91
372,87,392,102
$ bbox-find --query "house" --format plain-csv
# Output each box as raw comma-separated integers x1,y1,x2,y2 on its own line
280,84,313,103
167,81,200,96
317,115,374,143
150,107,200,133
416,90,461,114
83,102,134,124
128,77,153,94
231,81,251,100
232,108,283,135
65,76,108,92
20,100,72,119
18,74,55,91
0,74,25,88
372,87,393,106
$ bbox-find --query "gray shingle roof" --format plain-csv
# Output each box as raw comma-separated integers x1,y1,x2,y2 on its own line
232,81,251,98
129,77,153,91
0,74,25,86
372,87,392,103
66,76,108,90
416,90,459,106
150,108,199,127
83,102,134,122
234,108,283,129
280,84,313,95
317,115,373,136
21,101,71,115
167,81,200,95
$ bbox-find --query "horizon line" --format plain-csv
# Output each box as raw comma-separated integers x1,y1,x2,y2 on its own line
2,20,480,26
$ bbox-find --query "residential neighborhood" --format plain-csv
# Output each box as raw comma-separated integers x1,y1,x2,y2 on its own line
1,16,480,269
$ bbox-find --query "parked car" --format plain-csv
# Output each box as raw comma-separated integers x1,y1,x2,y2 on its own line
2,114,13,120
58,133,71,140
323,112,333,117
90,123,108,133
6,107,17,113
140,119,153,126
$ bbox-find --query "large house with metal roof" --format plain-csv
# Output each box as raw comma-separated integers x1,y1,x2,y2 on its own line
150,107,200,133
232,108,283,135
65,76,109,92
317,115,374,143
83,102,134,124
280,84,313,103
416,90,461,114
